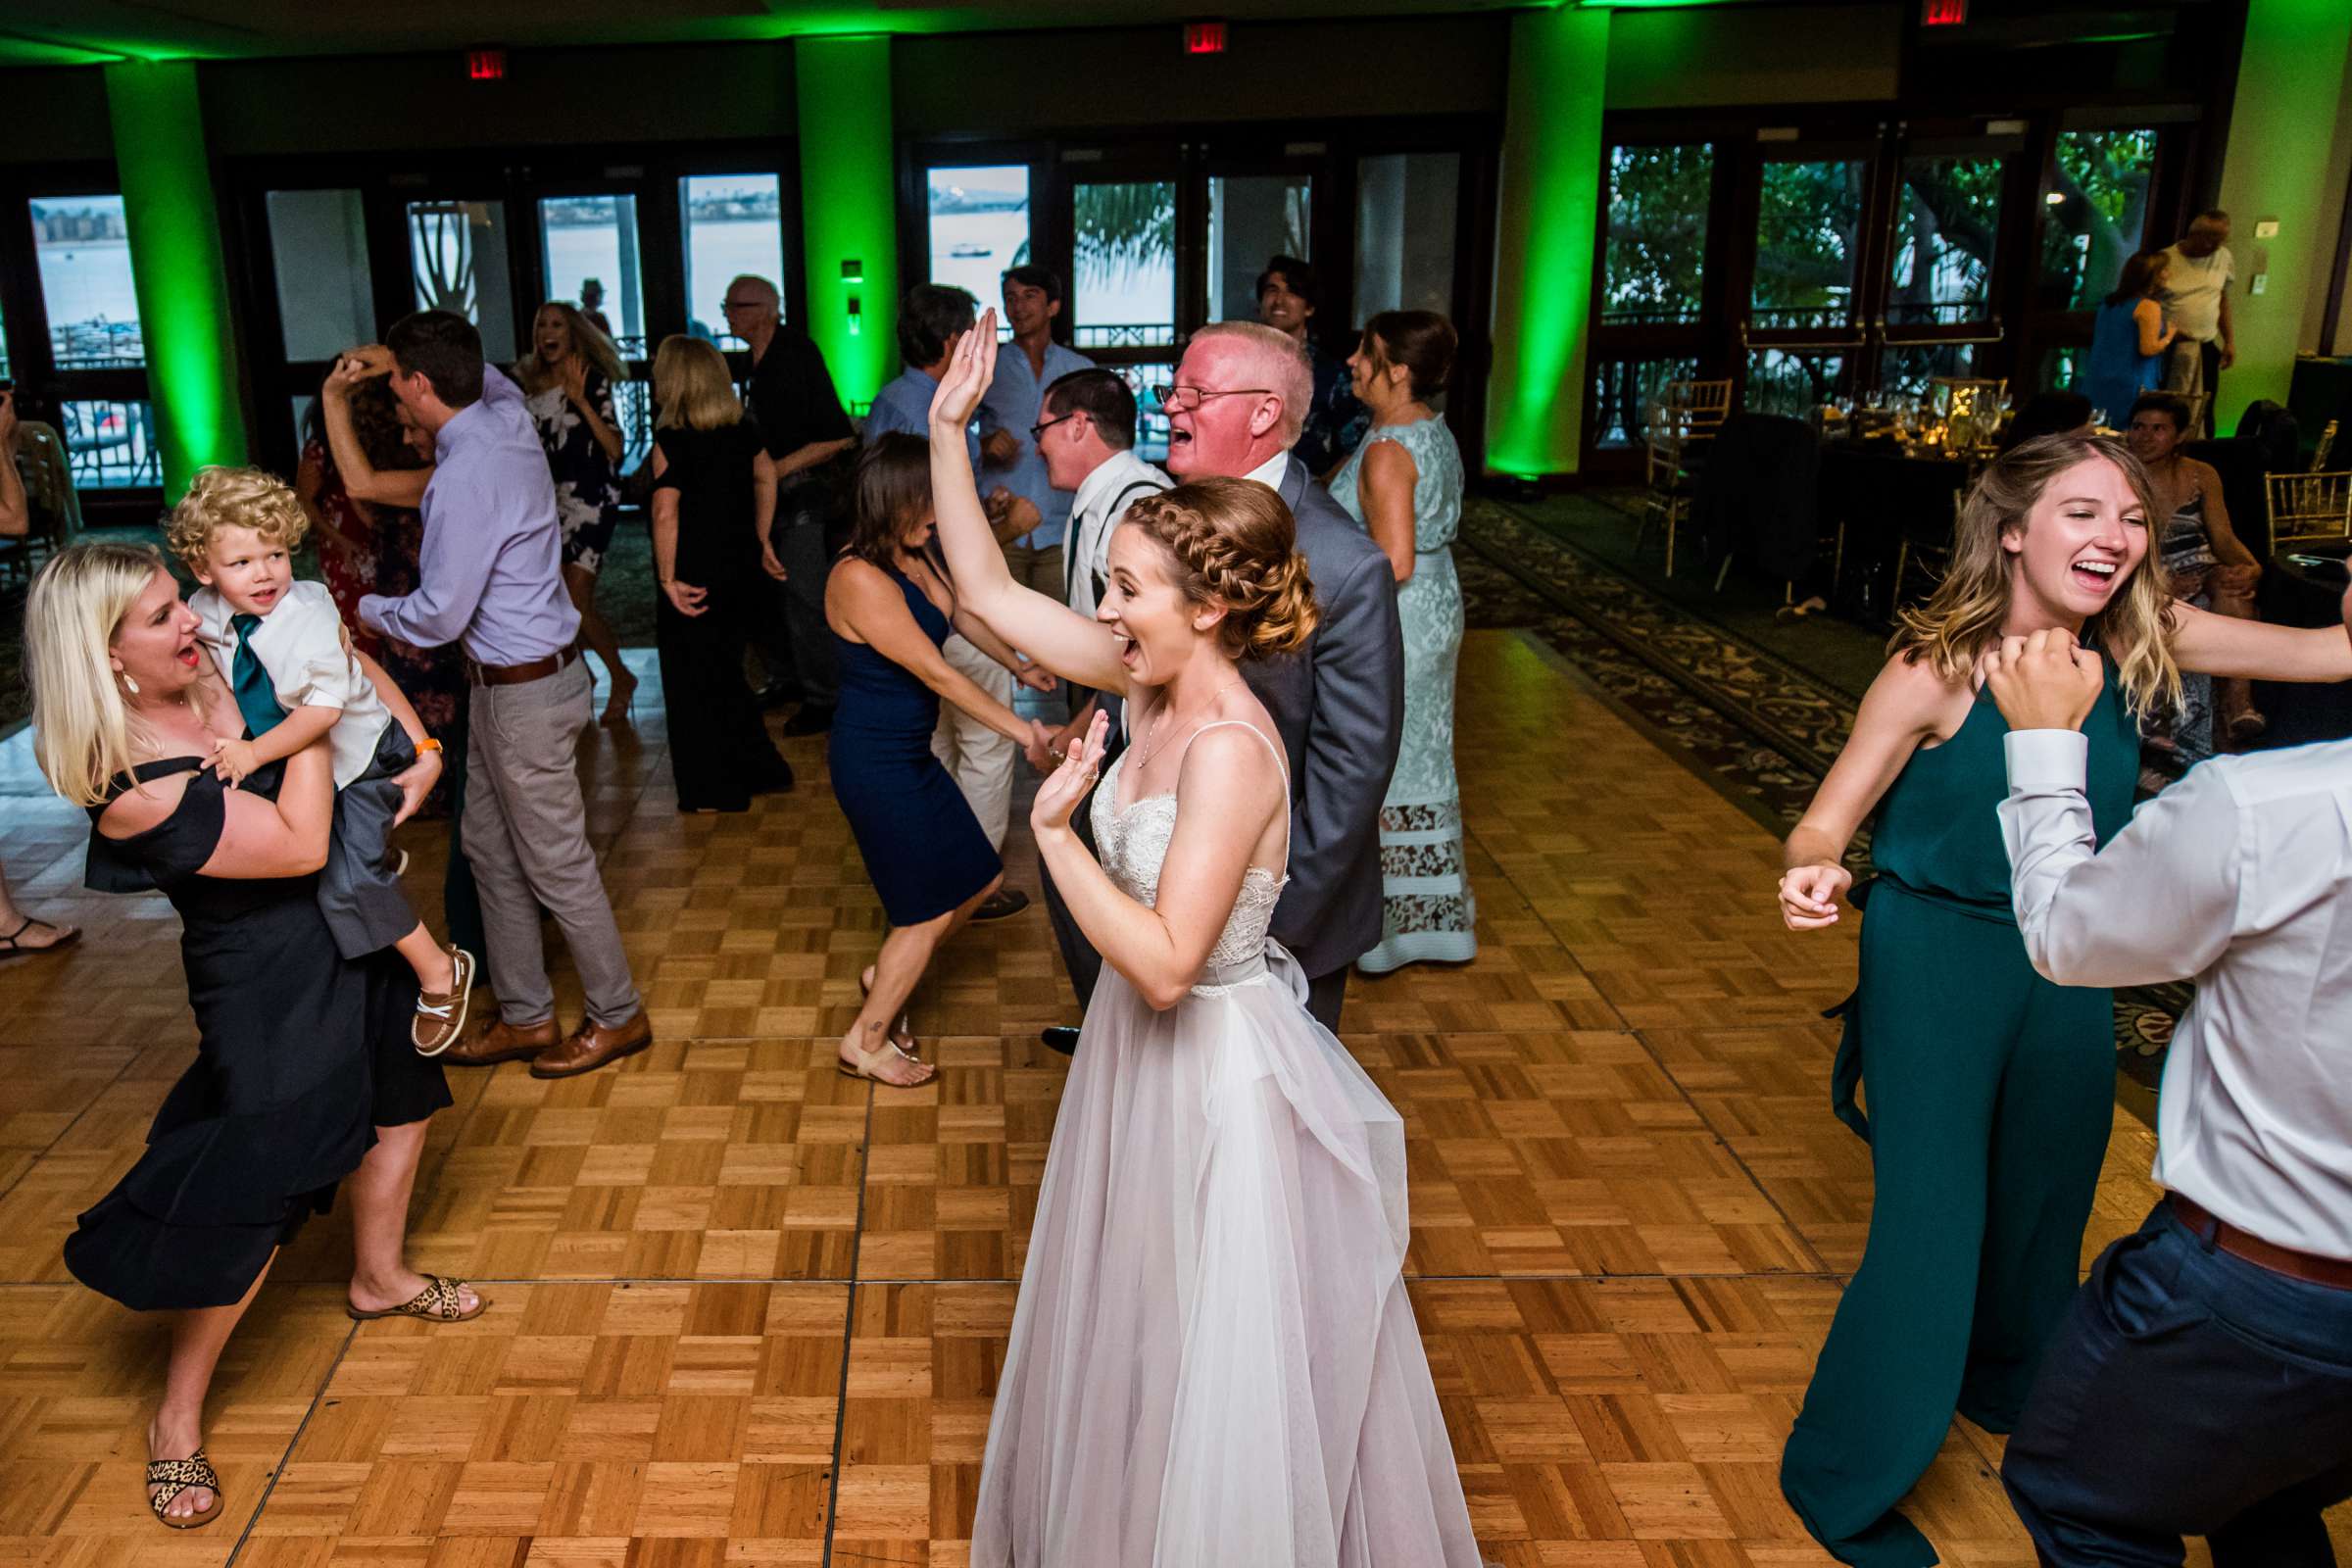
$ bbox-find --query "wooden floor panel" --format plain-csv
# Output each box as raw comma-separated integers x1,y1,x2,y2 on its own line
0,635,2334,1564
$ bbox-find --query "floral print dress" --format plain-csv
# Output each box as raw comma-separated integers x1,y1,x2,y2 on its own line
524,369,623,573
1328,416,1477,972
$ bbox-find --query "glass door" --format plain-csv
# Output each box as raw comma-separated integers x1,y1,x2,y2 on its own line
1067,168,1182,461
24,189,159,491
1875,138,2018,398
533,191,651,467
1741,150,1871,417
1590,140,1718,449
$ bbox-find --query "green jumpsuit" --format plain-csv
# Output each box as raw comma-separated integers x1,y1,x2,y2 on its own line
1780,668,2138,1567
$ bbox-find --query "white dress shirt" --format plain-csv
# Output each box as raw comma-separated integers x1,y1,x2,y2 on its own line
2000,730,2352,1258
1063,449,1172,616
1244,450,1291,492
193,579,392,789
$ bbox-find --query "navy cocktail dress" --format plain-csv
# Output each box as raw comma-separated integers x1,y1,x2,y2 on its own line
826,562,1002,924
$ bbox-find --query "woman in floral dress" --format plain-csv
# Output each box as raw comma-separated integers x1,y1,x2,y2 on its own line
1329,311,1475,972
516,301,636,725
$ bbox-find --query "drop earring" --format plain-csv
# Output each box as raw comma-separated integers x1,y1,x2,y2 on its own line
120,672,139,696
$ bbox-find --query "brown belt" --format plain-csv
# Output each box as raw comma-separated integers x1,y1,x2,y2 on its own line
466,645,578,688
2170,1194,2352,1290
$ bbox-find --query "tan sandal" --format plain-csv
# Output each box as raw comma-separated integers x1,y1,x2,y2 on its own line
347,1273,487,1323
838,1034,934,1087
147,1447,222,1530
413,946,477,1056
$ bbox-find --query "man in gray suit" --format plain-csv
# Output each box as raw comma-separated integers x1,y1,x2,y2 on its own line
1038,320,1403,1036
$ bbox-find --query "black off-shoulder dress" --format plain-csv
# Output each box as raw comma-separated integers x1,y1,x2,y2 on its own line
67,756,452,1310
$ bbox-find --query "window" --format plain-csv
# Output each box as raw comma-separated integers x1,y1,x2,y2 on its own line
1072,180,1177,349
63,399,158,488
1604,144,1711,326
1206,173,1310,322
1590,356,1699,448
406,199,515,356
539,195,645,357
1355,153,1459,320
1747,350,1846,419
266,189,375,363
1887,156,2003,326
30,194,143,368
927,165,1030,318
1752,160,1866,330
682,173,786,347
2039,129,2159,311
1881,343,1983,401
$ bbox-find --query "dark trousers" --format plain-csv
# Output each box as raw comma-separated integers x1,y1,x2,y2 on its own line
659,580,792,812
756,494,839,707
2001,1200,2352,1567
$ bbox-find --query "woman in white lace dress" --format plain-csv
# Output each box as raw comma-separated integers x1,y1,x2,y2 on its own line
927,317,1483,1568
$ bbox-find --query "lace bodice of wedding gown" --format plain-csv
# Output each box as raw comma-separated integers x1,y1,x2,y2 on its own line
1092,737,1288,976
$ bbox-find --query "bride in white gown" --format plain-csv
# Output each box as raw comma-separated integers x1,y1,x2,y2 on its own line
926,316,1484,1568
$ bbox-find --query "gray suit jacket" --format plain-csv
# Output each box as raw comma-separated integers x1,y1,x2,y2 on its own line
1237,455,1406,979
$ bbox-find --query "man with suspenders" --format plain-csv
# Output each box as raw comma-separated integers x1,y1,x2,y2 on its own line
1026,368,1173,1052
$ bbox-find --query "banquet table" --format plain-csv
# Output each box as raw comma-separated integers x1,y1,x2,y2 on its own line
2254,541,2352,746
1816,438,1976,621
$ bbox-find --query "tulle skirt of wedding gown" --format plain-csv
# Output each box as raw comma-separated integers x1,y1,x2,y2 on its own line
970,945,1484,1568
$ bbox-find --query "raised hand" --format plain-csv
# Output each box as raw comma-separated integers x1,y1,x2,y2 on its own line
1778,861,1853,931
928,310,1001,433
1031,708,1109,835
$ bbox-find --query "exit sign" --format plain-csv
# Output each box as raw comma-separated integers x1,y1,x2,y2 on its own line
466,48,507,80
1922,0,1967,24
1184,20,1227,54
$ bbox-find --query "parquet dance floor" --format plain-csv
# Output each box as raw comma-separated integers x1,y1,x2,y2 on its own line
0,629,2339,1566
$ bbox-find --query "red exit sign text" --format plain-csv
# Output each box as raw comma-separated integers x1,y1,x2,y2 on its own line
1922,0,1967,24
1184,21,1227,54
466,48,507,80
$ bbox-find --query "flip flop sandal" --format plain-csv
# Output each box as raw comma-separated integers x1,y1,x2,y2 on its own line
147,1447,223,1530
0,917,80,959
838,1034,935,1086
347,1273,487,1323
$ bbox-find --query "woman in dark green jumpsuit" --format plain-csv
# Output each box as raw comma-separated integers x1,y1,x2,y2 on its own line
1775,433,2352,1566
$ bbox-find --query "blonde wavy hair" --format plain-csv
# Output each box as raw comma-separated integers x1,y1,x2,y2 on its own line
164,465,309,571
26,541,175,808
1118,476,1318,660
515,301,626,396
652,335,745,431
1890,432,2180,719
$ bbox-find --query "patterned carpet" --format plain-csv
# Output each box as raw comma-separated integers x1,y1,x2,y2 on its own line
1457,493,2181,1123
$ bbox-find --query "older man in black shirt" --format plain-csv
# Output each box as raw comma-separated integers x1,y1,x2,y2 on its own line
722,273,857,734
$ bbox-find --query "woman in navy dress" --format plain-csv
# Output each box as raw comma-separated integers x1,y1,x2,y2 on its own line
24,542,476,1532
824,434,1048,1086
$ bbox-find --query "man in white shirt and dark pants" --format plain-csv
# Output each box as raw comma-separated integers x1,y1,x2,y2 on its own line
2157,210,2235,433
1027,368,1170,1051
1985,617,2352,1568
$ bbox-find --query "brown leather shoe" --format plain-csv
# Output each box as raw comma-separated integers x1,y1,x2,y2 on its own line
528,1009,654,1080
441,1015,560,1068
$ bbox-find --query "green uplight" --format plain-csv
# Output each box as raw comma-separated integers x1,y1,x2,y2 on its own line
795,36,900,408
105,60,247,498
2210,0,2352,435
1487,7,1608,477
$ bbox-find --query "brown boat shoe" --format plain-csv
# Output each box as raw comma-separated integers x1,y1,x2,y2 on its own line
412,945,476,1055
528,1008,655,1079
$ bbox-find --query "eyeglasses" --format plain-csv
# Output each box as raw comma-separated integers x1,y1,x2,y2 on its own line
721,298,762,315
1151,384,1272,414
1030,412,1080,443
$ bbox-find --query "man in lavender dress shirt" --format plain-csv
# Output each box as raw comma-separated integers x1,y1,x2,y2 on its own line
356,310,650,1078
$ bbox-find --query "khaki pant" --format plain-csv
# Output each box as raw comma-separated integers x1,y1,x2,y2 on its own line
1001,542,1068,723
466,657,641,1028
932,633,1016,851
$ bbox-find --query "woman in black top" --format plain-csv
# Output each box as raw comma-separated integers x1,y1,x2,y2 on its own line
650,334,796,812
24,542,476,1531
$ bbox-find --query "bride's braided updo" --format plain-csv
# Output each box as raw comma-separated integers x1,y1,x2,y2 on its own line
1118,476,1318,660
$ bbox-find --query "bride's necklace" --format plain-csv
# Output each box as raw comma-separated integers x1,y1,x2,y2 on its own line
1132,675,1242,773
